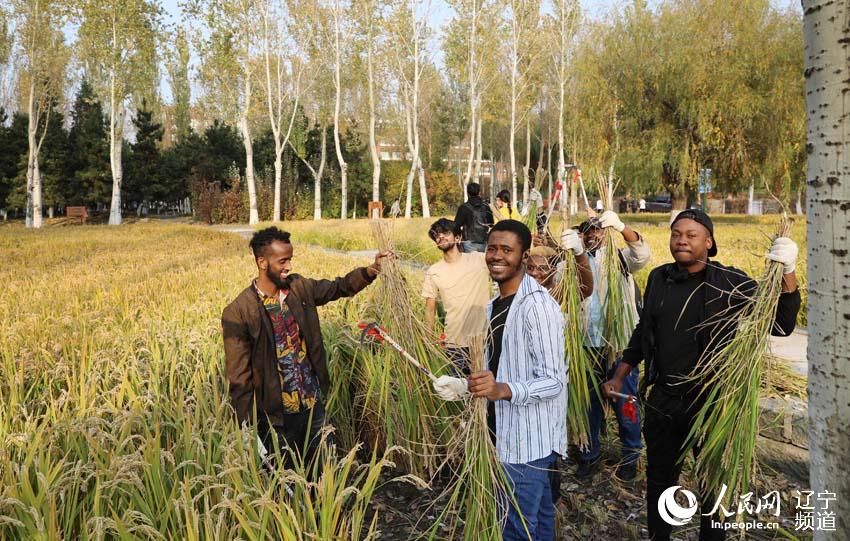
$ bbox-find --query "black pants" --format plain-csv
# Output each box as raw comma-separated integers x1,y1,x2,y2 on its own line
644,387,725,541
258,402,327,473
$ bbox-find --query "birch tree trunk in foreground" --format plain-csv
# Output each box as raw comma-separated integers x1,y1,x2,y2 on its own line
802,1,850,537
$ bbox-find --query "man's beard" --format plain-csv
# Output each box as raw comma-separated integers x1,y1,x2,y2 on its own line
266,267,291,290
438,242,456,253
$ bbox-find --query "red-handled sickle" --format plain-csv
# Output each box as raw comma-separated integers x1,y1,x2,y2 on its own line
358,322,438,383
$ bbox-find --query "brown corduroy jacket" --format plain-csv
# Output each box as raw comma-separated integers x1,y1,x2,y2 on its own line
222,267,375,426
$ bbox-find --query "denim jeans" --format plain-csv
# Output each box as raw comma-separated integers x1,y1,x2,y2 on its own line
461,240,486,253
502,452,557,541
578,358,642,465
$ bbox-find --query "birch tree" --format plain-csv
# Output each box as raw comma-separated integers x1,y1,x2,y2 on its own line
76,0,161,225
505,0,540,206
802,1,850,535
329,0,350,219
547,0,579,211
388,0,430,218
191,0,262,224
261,0,303,222
14,0,68,229
353,0,383,205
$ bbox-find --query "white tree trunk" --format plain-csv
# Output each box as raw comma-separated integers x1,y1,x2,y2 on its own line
311,126,328,220
367,20,380,203
803,3,850,537
474,115,483,182
32,156,42,228
523,118,531,207
240,112,259,224
25,82,37,229
509,43,518,205
108,76,124,226
462,0,478,194
333,0,348,220
418,166,429,217
795,186,803,215
747,180,755,215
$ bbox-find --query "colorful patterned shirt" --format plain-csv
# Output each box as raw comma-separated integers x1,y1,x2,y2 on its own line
255,281,319,413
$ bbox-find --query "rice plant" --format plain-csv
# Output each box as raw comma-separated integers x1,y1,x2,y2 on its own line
681,217,794,504
0,224,406,540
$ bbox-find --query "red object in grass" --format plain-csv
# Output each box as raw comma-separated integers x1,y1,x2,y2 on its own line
622,400,638,424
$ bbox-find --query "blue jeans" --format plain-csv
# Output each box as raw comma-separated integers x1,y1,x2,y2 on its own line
461,241,486,253
578,359,642,465
502,452,557,541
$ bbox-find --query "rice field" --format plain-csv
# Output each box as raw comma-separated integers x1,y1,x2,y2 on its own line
0,223,410,539
0,219,810,540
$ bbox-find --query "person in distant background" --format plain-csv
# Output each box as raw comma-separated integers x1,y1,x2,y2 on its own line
496,190,522,220
389,199,401,218
454,182,494,252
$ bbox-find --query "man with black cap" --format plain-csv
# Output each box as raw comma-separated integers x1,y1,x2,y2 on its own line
601,209,801,541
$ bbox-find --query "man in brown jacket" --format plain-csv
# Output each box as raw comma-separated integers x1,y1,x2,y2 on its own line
222,226,391,466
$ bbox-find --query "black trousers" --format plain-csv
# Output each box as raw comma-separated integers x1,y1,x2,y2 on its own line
258,401,327,474
644,386,725,541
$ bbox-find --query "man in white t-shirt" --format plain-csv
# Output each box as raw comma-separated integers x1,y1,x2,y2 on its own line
422,218,491,372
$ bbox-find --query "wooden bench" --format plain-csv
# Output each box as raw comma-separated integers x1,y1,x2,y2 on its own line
66,206,88,224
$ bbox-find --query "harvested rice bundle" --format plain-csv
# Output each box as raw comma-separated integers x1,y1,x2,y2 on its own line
682,217,794,502
426,335,520,541
558,219,597,448
595,178,635,365
350,220,458,477
523,200,538,234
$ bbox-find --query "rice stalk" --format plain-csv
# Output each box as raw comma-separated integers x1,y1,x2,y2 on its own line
595,177,635,367
681,217,793,504
425,335,522,541
557,220,597,449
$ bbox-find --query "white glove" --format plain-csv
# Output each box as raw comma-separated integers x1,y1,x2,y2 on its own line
766,237,798,274
432,375,469,401
598,210,625,232
559,228,585,256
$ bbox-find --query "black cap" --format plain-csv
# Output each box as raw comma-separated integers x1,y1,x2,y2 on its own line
671,209,717,257
577,218,603,234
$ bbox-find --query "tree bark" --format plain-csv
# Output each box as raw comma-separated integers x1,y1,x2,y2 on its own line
803,3,850,537
333,0,348,220
523,118,531,207
367,15,380,204
108,73,124,226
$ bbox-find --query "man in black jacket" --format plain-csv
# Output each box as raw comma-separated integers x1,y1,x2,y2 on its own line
602,210,801,541
454,182,494,252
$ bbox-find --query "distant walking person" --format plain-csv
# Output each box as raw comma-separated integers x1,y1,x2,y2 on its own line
454,182,494,252
390,199,401,218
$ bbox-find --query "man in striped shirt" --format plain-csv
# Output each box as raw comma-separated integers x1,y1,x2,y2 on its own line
468,219,567,541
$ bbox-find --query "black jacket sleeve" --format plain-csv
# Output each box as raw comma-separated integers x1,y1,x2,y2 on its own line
622,267,659,367
771,288,801,336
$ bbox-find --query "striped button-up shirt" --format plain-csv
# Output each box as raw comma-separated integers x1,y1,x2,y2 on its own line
487,273,567,464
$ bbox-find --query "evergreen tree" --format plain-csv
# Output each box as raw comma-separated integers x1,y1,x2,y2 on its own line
0,109,27,210
67,79,110,206
125,100,164,203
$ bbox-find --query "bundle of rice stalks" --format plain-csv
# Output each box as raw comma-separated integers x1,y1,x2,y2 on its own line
426,335,520,540
557,216,598,449
523,200,538,234
595,178,635,366
349,220,459,477
681,217,794,503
